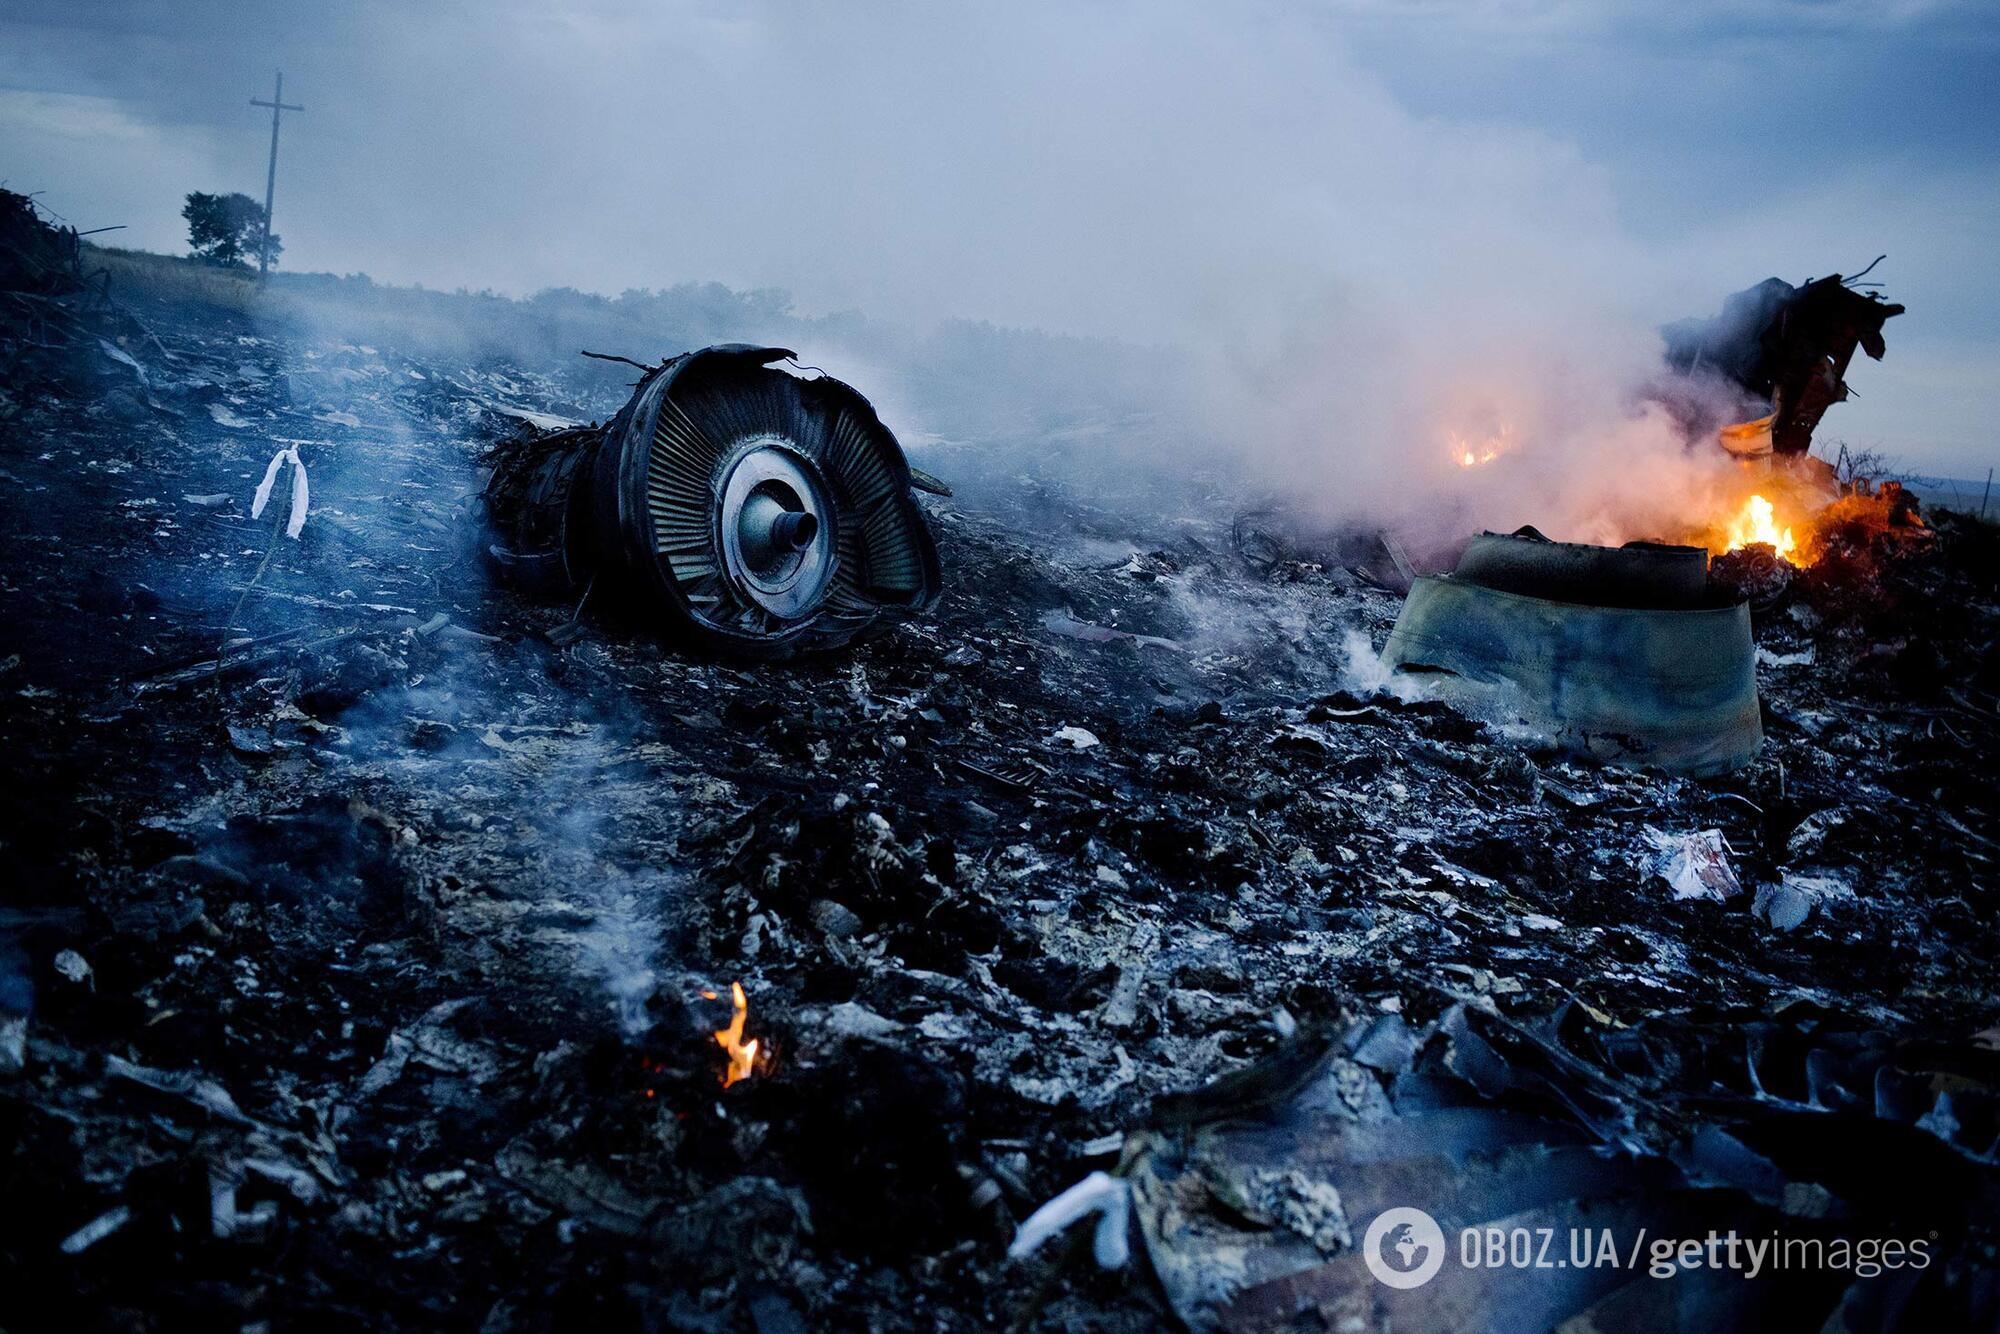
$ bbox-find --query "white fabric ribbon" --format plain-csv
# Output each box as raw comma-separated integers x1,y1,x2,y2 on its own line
250,446,310,539
1008,1170,1131,1269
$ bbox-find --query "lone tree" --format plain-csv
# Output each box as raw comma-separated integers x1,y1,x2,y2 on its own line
182,191,280,268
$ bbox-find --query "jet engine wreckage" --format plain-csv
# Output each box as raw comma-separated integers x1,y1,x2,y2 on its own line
476,344,943,657
1382,530,1762,775
1367,268,1913,777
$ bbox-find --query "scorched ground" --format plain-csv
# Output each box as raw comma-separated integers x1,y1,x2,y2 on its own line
3,271,1999,1330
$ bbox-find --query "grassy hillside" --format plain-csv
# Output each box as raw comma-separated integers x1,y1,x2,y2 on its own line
80,243,1185,461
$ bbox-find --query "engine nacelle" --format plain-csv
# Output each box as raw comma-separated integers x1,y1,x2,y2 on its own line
479,345,942,657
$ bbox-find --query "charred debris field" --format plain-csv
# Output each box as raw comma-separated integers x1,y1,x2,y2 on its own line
6,248,2000,1330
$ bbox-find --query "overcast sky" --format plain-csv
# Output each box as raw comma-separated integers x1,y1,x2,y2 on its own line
2,0,1993,478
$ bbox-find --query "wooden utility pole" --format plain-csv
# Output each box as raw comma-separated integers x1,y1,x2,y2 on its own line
249,71,303,275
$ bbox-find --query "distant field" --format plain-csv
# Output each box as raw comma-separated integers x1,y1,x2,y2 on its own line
79,242,810,363
87,245,264,313
73,244,1182,461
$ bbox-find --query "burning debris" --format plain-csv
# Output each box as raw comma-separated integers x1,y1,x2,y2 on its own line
1724,492,1799,561
708,982,761,1088
1357,270,1933,780
477,345,942,657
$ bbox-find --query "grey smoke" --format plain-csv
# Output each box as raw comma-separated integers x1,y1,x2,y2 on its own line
3,1,1990,514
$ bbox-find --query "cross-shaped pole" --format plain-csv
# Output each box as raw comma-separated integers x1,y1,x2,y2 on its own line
249,71,303,275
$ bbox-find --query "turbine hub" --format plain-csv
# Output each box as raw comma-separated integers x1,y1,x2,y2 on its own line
716,439,835,620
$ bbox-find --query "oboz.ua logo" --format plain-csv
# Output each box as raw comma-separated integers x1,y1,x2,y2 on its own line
1363,1207,1447,1289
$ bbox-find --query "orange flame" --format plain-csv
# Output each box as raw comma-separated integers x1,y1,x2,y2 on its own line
712,981,759,1088
1722,493,1798,561
1447,425,1511,469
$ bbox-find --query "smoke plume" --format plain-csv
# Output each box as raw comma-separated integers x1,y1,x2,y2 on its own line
7,0,1960,534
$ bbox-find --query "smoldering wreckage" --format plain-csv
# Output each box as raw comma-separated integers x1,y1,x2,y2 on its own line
3,189,1998,1333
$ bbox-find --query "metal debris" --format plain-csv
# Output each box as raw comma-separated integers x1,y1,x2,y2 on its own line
1663,268,1904,456
1122,1001,2000,1330
1381,528,1763,774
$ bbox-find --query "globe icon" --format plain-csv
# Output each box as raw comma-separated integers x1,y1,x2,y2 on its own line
1388,1223,1430,1272
1363,1207,1448,1289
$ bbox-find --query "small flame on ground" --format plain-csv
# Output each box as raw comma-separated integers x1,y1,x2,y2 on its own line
712,981,759,1088
1448,425,1511,469
1723,493,1798,560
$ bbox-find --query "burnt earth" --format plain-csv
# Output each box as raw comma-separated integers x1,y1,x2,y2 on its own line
2,287,1997,1330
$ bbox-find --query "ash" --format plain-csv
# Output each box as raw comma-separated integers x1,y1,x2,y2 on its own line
4,268,1998,1331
